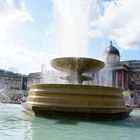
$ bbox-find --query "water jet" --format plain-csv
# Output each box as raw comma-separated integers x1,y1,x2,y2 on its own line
23,57,132,120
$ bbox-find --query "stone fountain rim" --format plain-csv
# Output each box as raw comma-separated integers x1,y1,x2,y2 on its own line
51,57,105,64
30,84,123,92
51,57,105,74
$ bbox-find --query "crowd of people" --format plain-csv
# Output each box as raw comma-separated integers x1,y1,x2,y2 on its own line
10,95,27,104
0,95,27,104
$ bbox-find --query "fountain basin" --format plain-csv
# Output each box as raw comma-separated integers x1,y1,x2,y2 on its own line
23,84,132,120
51,57,105,84
51,57,104,76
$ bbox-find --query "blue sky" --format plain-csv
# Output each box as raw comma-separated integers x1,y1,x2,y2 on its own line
0,0,140,74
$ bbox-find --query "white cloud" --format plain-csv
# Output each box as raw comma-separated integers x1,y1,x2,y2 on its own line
45,0,94,57
0,0,60,74
0,0,44,74
46,0,102,57
0,0,32,43
0,0,32,29
90,0,140,50
0,0,53,74
0,42,53,74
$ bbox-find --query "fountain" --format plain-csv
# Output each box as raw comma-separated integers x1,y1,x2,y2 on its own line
23,57,132,120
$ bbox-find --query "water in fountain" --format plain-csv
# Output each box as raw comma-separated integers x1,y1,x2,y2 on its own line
93,66,113,87
41,69,66,84
49,57,104,85
0,88,11,103
46,0,93,57
41,0,102,84
41,57,95,85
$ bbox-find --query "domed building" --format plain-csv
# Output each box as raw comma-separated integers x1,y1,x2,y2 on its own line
99,41,140,105
94,41,140,89
105,41,120,64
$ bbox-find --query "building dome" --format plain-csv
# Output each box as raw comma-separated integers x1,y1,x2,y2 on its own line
106,41,120,57
105,41,120,64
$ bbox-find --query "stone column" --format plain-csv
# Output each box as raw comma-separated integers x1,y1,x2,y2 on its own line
122,70,124,89
116,71,118,88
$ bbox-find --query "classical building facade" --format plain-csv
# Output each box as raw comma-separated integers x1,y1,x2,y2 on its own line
0,69,27,103
93,41,140,94
27,72,41,89
0,69,27,90
26,70,64,88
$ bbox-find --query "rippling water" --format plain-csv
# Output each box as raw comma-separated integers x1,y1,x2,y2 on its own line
0,104,140,140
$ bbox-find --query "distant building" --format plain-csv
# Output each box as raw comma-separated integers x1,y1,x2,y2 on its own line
27,72,41,89
0,69,27,103
0,69,26,90
26,70,65,89
94,41,140,90
93,41,140,105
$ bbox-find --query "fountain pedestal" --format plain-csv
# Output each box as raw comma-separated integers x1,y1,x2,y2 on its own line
23,57,132,120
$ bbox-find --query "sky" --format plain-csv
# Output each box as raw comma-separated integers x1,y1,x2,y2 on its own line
0,0,140,74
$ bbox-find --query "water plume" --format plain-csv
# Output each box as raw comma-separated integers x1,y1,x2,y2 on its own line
42,0,100,84
46,0,99,57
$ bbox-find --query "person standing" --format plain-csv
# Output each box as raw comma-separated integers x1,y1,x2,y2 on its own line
123,88,131,106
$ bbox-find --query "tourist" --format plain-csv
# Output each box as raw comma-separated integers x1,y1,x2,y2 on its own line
21,95,27,102
130,91,134,107
123,88,131,107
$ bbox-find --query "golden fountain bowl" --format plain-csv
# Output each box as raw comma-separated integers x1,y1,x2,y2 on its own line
23,84,132,120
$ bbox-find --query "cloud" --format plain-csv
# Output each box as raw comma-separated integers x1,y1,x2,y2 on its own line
0,0,33,29
90,0,140,50
45,0,101,57
45,0,93,57
0,0,45,74
0,42,53,74
0,0,33,43
0,0,59,74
